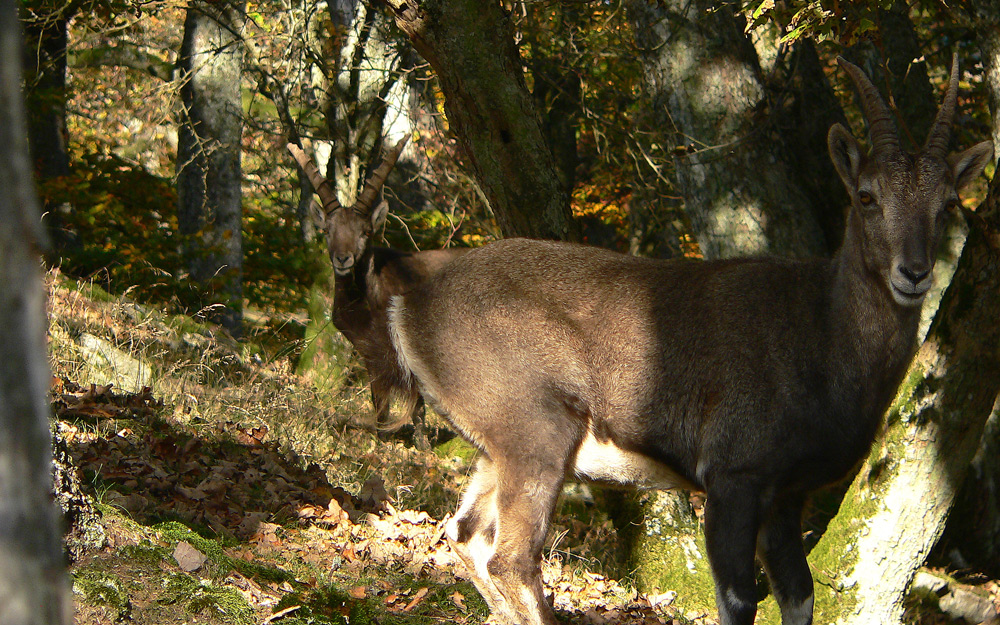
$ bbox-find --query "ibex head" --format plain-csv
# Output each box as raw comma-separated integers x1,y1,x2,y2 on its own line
828,55,993,307
287,137,408,276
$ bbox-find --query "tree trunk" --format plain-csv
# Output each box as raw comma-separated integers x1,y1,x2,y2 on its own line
383,0,580,241
20,0,75,253
0,1,72,622
618,1,832,608
176,0,246,337
934,1,1000,576
325,0,403,206
625,0,827,260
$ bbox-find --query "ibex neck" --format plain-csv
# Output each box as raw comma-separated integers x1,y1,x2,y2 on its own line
830,225,922,373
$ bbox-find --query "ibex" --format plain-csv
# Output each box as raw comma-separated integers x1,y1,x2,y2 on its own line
386,56,993,625
287,138,467,447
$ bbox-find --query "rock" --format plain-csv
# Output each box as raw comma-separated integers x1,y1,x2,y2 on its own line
939,587,997,624
911,570,950,596
76,333,151,393
173,541,207,572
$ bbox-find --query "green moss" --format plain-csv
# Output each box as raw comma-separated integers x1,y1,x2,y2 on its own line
73,570,132,621
626,492,717,616
161,572,255,625
117,541,171,566
154,521,294,584
434,435,477,463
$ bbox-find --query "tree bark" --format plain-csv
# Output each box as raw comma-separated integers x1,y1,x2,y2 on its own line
0,1,72,622
325,0,404,206
176,0,246,336
934,0,1000,576
626,0,827,260
20,0,76,253
383,0,580,241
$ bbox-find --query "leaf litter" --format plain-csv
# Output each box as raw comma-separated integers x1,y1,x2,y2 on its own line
55,373,707,625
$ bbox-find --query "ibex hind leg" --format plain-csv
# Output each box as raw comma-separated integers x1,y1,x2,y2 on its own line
445,457,510,619
757,495,813,625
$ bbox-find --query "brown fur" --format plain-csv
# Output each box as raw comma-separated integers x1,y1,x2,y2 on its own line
387,57,993,625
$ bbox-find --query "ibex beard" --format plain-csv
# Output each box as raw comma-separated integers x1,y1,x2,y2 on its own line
387,56,993,625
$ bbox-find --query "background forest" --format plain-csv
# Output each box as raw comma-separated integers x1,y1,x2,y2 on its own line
5,0,1000,624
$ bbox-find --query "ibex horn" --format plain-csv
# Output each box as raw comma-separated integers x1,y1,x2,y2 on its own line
287,143,343,216
838,56,900,156
924,53,960,157
353,136,410,217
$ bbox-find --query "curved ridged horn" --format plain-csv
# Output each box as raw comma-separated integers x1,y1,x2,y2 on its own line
838,56,900,156
353,136,409,217
924,53,960,157
287,143,342,215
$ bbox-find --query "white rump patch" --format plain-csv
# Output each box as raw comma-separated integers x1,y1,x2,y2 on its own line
572,431,691,490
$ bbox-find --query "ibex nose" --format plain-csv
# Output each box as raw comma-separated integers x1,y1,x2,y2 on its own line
899,265,930,286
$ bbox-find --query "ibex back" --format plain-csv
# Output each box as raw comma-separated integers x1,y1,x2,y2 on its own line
388,57,993,625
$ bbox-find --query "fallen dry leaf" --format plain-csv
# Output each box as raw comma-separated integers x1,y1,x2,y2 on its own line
451,590,466,612
348,586,367,599
404,587,429,612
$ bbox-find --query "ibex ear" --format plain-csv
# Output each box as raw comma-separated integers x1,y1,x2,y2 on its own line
948,140,994,192
371,201,390,231
828,123,865,190
308,199,327,231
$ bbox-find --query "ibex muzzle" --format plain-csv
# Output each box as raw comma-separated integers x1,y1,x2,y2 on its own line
388,57,992,625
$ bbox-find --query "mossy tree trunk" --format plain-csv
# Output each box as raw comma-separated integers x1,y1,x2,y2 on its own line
625,0,827,260
937,1,1000,574
0,1,72,622
176,0,246,337
383,0,580,241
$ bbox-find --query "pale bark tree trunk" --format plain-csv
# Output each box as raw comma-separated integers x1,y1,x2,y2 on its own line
383,0,580,241
935,0,1000,576
625,0,826,260
0,1,72,622
176,0,246,337
325,0,403,207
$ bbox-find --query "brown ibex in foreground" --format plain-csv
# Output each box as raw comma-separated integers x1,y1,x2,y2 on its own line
287,138,467,447
386,57,993,625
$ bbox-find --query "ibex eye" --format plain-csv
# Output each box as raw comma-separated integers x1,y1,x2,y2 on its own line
858,191,875,206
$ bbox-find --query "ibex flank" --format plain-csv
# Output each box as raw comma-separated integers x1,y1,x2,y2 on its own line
387,56,993,625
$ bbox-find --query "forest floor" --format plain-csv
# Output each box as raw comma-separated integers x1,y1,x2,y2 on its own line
46,271,996,625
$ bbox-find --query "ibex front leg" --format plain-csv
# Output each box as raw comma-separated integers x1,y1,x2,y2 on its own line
704,479,765,625
758,494,813,625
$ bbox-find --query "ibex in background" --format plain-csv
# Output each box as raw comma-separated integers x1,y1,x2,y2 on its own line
387,56,993,625
288,138,468,448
